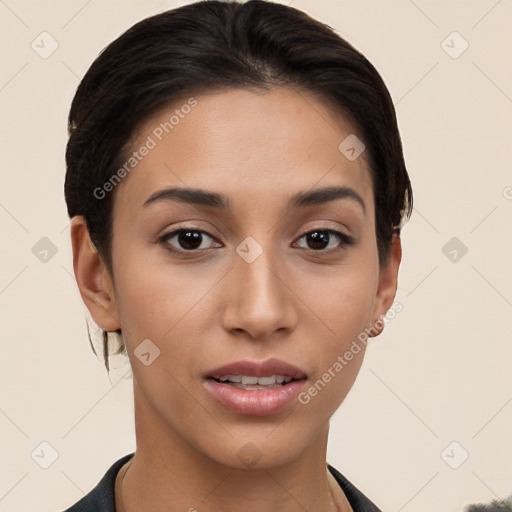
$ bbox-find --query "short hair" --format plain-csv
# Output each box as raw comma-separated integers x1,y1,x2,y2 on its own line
64,0,413,370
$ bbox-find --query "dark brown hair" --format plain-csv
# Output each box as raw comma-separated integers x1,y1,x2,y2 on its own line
65,0,413,371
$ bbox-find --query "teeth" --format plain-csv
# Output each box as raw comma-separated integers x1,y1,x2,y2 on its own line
241,376,259,385
257,376,277,385
217,375,293,385
219,375,242,382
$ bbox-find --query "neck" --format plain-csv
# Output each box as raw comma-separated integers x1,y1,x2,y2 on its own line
116,380,352,512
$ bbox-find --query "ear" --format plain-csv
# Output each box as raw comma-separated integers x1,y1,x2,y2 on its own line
369,232,402,337
70,216,121,332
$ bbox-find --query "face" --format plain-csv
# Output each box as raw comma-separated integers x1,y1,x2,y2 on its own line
86,87,399,469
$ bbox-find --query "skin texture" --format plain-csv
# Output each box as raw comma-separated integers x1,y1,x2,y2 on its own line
71,87,402,512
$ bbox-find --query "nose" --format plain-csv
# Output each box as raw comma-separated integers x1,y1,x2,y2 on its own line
221,242,299,341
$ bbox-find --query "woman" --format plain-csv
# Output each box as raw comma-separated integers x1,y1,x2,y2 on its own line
63,0,412,510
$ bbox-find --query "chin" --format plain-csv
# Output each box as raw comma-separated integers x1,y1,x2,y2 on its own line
198,421,324,471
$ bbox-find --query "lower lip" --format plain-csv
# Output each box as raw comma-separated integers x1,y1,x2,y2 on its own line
204,378,307,416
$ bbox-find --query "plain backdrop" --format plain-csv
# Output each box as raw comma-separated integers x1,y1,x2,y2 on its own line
0,1,511,511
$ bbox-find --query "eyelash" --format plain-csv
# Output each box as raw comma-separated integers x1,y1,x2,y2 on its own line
158,227,356,255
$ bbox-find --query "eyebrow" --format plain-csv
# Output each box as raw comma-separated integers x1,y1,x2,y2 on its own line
141,185,366,214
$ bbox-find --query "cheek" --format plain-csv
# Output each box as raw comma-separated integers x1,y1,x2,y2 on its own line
113,258,212,413
297,257,378,338
113,252,216,341
295,265,378,406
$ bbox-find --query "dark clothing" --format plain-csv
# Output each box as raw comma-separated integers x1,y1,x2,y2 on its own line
62,453,381,511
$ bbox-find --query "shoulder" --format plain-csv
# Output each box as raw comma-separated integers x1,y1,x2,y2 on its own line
61,453,135,512
327,464,382,512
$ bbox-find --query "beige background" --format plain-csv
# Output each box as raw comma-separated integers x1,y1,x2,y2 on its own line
1,0,511,511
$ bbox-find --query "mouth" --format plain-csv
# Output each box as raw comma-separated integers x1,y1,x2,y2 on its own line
204,358,308,416
206,357,307,387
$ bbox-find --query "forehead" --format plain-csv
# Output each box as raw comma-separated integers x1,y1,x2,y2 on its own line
114,87,373,217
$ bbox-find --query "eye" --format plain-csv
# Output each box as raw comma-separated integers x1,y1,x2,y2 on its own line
159,227,355,254
295,229,355,252
160,228,221,252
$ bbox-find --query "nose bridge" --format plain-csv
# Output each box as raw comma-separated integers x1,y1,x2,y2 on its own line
239,243,279,300
224,234,296,338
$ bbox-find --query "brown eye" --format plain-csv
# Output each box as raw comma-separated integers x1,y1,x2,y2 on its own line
160,228,219,252
295,229,355,252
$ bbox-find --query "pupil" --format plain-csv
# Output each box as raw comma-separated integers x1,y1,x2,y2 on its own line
308,231,329,250
179,231,202,250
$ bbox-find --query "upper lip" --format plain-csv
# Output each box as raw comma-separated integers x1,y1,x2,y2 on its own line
206,358,307,380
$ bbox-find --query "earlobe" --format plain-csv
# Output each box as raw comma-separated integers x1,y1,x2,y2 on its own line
370,233,402,337
70,216,121,332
